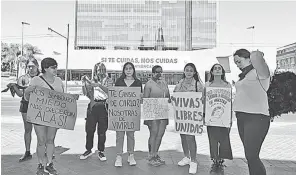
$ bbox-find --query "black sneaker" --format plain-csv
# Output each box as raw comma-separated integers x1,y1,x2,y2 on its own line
210,160,219,173
19,151,32,162
79,150,93,160
98,151,107,161
155,155,165,165
36,164,49,175
45,163,58,175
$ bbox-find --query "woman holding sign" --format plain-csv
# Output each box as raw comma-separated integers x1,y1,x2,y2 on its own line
233,49,271,175
25,57,76,175
6,57,39,162
143,65,170,167
205,63,233,173
113,62,143,167
174,63,203,174
80,62,113,162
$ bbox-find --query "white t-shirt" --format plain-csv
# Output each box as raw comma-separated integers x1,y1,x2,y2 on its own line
233,69,270,116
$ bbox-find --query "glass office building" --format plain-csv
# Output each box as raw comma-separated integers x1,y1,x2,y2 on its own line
75,0,217,51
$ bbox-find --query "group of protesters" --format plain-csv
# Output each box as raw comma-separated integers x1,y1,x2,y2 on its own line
9,48,271,175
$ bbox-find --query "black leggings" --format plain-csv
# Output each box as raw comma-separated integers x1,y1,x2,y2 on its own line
236,112,270,175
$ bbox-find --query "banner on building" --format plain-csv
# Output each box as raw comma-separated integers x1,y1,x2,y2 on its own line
205,87,232,128
27,86,77,130
142,98,169,120
171,92,204,136
108,87,141,131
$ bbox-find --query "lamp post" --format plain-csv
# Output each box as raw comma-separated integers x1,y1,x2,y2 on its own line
48,24,69,92
247,26,255,49
18,22,30,78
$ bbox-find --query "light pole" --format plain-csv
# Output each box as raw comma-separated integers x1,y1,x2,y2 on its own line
18,22,30,78
48,24,69,92
247,26,255,49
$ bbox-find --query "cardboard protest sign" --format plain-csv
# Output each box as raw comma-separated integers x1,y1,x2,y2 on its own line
108,87,141,131
205,87,232,128
171,92,204,135
142,98,169,120
27,86,77,130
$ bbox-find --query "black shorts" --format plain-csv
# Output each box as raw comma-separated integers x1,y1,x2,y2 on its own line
19,100,29,113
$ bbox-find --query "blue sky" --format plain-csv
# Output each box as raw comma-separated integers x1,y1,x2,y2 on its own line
1,0,296,80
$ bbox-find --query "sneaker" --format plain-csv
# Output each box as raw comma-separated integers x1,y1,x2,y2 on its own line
178,157,191,166
98,151,107,161
127,154,137,166
155,155,165,165
36,164,49,175
189,162,198,174
45,163,58,175
210,160,219,173
114,155,122,167
217,159,225,172
148,156,161,167
80,150,93,160
19,151,32,162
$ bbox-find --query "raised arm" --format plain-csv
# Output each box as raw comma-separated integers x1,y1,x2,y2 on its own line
250,50,270,79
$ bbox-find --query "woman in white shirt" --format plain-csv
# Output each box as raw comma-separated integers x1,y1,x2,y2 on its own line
233,49,271,175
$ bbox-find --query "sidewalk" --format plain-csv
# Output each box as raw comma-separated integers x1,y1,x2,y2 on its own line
2,119,296,175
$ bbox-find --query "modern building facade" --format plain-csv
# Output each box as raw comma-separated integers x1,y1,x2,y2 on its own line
74,0,217,51
276,42,296,73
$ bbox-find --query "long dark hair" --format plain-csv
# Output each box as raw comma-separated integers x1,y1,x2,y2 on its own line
118,62,137,80
209,63,228,83
182,63,201,83
26,56,40,75
92,62,107,83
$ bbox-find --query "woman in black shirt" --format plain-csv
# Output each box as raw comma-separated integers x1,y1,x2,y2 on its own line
114,62,143,167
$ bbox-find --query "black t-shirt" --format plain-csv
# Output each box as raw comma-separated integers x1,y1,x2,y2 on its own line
115,78,143,92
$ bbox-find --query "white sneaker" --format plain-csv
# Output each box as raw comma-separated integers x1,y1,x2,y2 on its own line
178,157,191,166
189,161,198,174
114,155,122,167
127,154,137,166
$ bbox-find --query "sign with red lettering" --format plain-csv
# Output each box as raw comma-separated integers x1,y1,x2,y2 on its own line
171,92,204,135
108,87,141,131
27,86,77,130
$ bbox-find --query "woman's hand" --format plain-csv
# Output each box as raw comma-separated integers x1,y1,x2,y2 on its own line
24,85,36,101
7,83,16,88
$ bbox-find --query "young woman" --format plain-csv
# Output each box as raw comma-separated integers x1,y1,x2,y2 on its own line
25,57,76,175
80,62,113,161
143,65,170,167
7,57,39,162
114,62,143,167
205,63,233,173
233,49,271,175
174,63,203,174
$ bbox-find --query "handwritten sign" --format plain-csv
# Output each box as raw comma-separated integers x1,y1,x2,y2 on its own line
172,92,204,135
27,86,77,130
205,87,232,128
142,98,169,120
108,87,141,131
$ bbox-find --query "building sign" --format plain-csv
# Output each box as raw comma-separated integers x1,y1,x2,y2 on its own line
27,86,77,130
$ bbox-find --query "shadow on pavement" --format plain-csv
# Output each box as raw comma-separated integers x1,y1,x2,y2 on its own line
2,146,296,175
